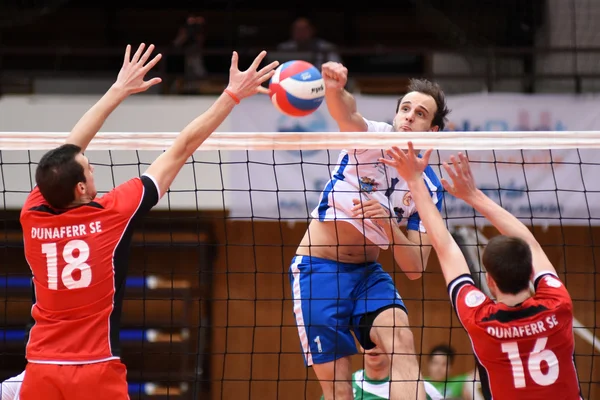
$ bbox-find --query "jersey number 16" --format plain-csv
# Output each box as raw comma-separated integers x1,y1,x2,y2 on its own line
501,337,559,389
41,240,92,290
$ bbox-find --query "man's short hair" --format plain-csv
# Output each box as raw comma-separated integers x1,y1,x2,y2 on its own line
483,235,533,295
429,344,456,365
35,144,85,209
396,78,451,131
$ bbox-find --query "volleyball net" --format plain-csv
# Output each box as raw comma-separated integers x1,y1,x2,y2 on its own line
0,131,599,399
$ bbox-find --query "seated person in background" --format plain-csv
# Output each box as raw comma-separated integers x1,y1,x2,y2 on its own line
424,344,472,400
320,345,444,400
277,17,342,67
171,14,228,93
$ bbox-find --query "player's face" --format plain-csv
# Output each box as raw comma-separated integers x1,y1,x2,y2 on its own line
428,354,450,381
393,91,438,133
76,153,97,201
363,346,389,370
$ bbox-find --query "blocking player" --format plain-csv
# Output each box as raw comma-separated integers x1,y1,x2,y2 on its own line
381,143,582,400
18,43,278,400
291,61,450,400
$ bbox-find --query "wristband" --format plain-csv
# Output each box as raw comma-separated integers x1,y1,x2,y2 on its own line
224,89,240,104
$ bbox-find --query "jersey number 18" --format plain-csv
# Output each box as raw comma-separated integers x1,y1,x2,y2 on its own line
41,239,92,290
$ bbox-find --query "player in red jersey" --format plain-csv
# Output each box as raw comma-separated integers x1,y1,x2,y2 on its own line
18,43,278,400
379,143,583,400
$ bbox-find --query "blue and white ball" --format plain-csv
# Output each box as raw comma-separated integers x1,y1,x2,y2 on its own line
269,60,324,117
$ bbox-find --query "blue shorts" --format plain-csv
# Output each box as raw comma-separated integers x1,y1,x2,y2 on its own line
289,255,406,366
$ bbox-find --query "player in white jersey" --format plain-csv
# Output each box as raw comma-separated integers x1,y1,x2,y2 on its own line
1,372,24,400
289,62,450,400
319,345,444,400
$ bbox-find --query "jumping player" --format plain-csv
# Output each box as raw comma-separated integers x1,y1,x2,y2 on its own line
290,61,450,400
382,143,582,400
18,43,278,400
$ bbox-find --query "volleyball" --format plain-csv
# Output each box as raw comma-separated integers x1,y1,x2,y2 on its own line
268,60,324,117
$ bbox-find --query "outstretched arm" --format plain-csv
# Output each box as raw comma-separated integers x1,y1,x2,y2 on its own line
145,51,278,197
380,143,470,286
66,43,162,152
441,153,556,277
321,62,367,132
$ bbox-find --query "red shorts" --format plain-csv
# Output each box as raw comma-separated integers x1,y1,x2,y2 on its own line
19,360,129,400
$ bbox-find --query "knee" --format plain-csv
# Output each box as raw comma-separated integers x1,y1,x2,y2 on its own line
371,308,415,352
392,325,415,352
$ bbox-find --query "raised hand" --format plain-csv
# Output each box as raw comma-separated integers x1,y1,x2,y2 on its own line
441,152,479,203
379,142,432,183
226,51,279,100
114,44,162,94
321,61,348,90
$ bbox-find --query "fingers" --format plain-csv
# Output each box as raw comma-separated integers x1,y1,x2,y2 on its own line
421,148,433,165
407,141,416,157
258,60,279,76
230,51,239,71
138,44,156,65
142,77,162,89
378,158,396,167
123,44,131,65
249,50,267,71
442,161,458,182
131,43,146,64
449,155,463,177
352,205,386,219
141,53,162,73
257,86,270,95
440,178,453,194
351,198,378,211
386,146,406,162
458,152,471,177
258,69,276,84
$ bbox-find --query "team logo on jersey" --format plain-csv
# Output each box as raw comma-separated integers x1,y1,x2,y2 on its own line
393,207,404,223
544,276,562,288
403,191,413,206
465,290,486,308
359,176,379,193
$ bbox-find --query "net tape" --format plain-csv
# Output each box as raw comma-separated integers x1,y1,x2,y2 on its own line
1,131,600,150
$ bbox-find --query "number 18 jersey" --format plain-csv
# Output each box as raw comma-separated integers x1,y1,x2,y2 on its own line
449,272,582,400
20,175,159,364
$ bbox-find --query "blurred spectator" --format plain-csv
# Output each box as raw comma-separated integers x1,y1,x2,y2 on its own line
170,14,228,94
173,15,208,81
277,17,342,67
424,344,471,399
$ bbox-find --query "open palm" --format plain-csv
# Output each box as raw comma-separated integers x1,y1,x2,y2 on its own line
114,43,162,94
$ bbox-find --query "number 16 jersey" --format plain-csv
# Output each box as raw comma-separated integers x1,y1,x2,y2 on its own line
448,272,582,400
20,175,159,364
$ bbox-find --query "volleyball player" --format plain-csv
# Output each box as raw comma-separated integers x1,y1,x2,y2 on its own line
290,61,450,400
1,372,24,400
319,344,444,400
18,43,278,400
382,143,583,400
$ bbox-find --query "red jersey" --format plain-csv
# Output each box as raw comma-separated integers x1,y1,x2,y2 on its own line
20,174,159,364
449,272,582,400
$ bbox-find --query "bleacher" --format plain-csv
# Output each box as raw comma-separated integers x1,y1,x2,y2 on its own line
0,1,537,95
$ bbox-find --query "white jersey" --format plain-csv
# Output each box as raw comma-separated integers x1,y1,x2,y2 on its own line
311,119,443,249
1,371,24,400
